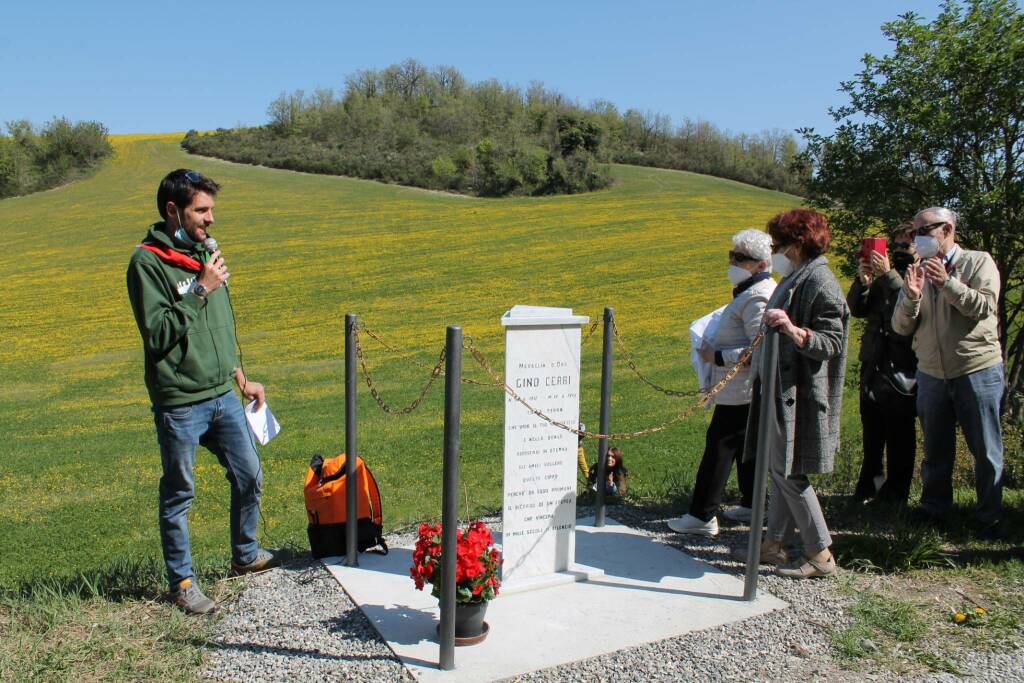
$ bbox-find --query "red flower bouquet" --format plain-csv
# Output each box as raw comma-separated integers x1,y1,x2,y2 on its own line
410,520,503,604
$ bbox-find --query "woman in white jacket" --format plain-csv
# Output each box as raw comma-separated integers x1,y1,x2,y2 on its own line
668,229,776,536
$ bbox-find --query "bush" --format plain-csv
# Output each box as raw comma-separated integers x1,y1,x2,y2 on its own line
0,118,112,199
180,60,801,198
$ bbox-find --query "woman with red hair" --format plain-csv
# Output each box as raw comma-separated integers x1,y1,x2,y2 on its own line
742,209,850,579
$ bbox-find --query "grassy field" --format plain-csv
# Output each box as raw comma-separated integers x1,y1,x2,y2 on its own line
1,134,1021,681
2,133,1019,590
0,133,813,587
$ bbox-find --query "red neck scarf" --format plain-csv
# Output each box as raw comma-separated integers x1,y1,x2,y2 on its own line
138,243,201,272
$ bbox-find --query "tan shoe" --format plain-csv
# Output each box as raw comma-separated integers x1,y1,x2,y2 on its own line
230,547,288,576
776,553,836,579
731,541,787,565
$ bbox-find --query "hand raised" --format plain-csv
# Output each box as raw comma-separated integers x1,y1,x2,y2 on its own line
922,257,948,287
197,249,229,293
903,264,924,299
857,258,873,285
870,250,890,276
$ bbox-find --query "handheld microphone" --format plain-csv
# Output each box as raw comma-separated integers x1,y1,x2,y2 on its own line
202,237,219,259
202,237,228,286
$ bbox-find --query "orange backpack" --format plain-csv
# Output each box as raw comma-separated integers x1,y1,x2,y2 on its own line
304,453,388,558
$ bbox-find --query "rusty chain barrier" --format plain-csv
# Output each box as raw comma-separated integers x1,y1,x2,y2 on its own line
610,318,703,398
462,330,765,441
357,322,502,388
355,330,447,415
353,317,763,437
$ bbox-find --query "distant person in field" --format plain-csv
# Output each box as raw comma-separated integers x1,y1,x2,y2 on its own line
668,229,775,536
126,169,283,615
892,207,1004,537
847,223,919,504
741,209,849,579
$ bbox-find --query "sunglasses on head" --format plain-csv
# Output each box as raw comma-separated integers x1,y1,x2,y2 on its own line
914,221,946,236
728,250,758,263
184,170,204,183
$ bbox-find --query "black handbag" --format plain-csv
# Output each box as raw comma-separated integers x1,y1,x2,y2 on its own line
864,329,917,408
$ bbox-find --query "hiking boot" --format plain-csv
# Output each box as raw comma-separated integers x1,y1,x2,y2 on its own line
231,547,288,575
721,505,752,523
667,513,719,536
171,578,216,615
776,553,837,579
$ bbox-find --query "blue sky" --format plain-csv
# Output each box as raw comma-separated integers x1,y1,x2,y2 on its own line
0,1,941,137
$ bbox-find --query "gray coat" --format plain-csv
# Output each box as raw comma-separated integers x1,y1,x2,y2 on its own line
744,256,850,475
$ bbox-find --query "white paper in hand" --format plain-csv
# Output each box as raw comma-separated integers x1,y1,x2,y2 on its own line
244,400,281,445
689,305,727,404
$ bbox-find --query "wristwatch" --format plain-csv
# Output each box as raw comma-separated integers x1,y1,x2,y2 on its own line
189,280,208,299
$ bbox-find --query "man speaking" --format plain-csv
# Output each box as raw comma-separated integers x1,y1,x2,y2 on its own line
126,169,282,614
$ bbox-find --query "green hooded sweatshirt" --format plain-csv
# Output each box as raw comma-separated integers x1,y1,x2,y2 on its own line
126,223,238,407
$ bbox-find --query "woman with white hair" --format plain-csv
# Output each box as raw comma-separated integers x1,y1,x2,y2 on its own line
668,229,776,536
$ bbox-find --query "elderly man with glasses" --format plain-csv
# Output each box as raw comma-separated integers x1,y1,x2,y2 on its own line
892,206,1005,537
126,169,285,614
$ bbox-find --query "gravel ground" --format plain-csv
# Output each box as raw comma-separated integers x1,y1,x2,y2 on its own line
201,504,1023,682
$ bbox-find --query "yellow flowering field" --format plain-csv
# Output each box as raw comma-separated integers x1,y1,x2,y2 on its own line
0,134,834,585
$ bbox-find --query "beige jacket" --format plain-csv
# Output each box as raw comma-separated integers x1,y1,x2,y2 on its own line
891,246,1002,379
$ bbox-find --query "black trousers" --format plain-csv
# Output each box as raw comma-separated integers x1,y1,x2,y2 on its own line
689,403,755,522
855,393,917,502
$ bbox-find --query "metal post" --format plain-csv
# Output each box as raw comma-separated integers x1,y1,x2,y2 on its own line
345,313,359,567
744,329,778,600
595,307,614,527
439,326,462,670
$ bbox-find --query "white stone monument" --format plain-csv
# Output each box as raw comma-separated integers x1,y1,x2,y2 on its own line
500,305,603,592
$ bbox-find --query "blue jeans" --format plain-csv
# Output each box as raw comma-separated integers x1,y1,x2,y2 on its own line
153,391,262,587
916,365,1004,524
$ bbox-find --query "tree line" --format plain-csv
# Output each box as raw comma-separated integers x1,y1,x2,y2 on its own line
0,118,113,199
798,0,1024,417
182,60,807,197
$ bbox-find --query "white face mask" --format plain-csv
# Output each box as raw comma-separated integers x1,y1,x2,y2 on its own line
772,252,795,278
914,234,940,259
728,265,752,286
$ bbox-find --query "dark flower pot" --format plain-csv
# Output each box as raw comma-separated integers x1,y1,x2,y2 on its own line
454,600,488,640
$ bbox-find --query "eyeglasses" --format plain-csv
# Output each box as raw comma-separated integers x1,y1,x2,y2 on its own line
184,170,204,183
728,250,758,263
892,241,913,250
914,221,946,236
770,242,789,254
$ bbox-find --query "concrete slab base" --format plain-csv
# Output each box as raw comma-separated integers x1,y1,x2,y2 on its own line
500,562,604,596
323,517,787,682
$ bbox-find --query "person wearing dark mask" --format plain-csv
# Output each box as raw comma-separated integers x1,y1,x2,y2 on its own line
847,223,919,504
668,229,775,536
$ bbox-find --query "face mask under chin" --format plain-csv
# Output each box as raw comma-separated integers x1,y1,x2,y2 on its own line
172,209,198,247
173,226,197,246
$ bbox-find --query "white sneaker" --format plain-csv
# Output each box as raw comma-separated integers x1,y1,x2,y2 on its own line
667,513,719,536
722,506,753,523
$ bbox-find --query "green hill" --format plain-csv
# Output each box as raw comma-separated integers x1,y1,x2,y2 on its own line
0,133,831,586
